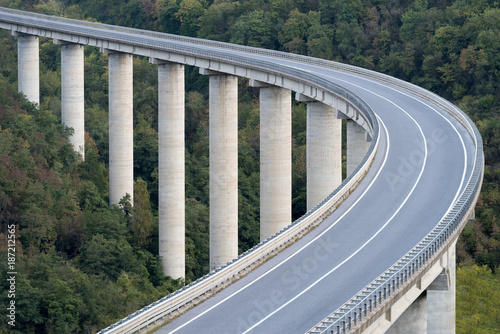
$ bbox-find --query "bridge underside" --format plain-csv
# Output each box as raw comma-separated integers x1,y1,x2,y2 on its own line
352,240,457,334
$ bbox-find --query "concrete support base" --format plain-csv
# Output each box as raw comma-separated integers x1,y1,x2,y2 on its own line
260,86,292,241
306,102,342,211
347,119,370,176
61,43,85,159
208,73,238,270
158,62,185,279
17,34,39,105
108,52,134,205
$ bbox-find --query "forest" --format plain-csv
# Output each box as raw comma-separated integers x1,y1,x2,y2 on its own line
0,0,499,333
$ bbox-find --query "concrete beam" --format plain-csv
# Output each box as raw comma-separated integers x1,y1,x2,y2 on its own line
260,86,292,241
207,72,239,270
386,291,428,334
158,62,186,279
306,102,342,211
108,52,134,205
17,34,39,104
61,43,85,159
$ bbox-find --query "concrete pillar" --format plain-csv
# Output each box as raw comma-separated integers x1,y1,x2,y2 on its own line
427,241,456,334
260,86,292,241
346,119,370,176
157,62,185,279
207,71,238,270
306,102,342,211
61,43,85,159
108,52,134,205
387,291,428,334
468,208,475,221
17,34,39,105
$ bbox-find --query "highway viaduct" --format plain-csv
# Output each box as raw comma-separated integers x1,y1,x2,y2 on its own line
0,7,483,334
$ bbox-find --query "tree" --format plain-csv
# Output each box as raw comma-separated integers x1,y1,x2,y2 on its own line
230,10,274,48
130,178,154,247
279,9,310,55
457,264,500,333
175,0,205,36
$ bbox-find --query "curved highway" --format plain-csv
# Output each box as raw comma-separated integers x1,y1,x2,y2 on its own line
0,8,481,333
156,58,474,334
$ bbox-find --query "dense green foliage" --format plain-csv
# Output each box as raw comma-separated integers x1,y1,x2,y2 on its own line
0,0,499,333
456,265,500,333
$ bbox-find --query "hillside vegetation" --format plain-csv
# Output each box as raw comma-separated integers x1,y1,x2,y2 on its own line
0,0,499,333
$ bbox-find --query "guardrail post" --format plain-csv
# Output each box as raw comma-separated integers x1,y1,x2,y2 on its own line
157,61,186,279
59,42,85,160
16,33,39,105
107,51,134,205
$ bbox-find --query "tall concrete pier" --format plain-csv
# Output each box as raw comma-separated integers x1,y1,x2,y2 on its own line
17,34,39,104
427,241,456,334
259,86,292,241
306,102,342,211
108,52,134,205
346,119,370,176
157,62,186,279
61,43,85,159
207,71,238,270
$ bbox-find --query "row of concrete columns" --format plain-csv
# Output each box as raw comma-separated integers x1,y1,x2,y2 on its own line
15,33,371,276
13,30,459,334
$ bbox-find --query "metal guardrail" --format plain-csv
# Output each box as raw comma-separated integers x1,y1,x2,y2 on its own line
0,7,483,334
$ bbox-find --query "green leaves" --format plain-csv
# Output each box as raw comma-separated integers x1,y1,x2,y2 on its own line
457,265,500,333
